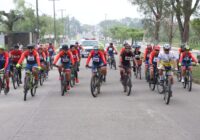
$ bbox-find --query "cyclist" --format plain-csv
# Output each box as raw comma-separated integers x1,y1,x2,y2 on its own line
16,44,41,87
53,45,74,90
132,44,142,73
10,45,23,84
37,45,47,74
143,44,153,78
179,45,198,83
149,45,161,81
99,44,108,81
43,45,50,72
119,44,138,81
70,44,80,83
0,45,10,93
106,42,118,59
48,42,56,66
85,46,107,78
157,44,177,90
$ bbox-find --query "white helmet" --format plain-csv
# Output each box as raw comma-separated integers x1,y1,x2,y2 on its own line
163,44,171,50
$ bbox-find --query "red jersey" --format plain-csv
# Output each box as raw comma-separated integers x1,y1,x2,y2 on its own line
179,52,198,63
149,51,159,65
143,48,152,61
0,52,9,69
18,50,41,66
86,50,107,65
53,50,74,65
10,50,23,63
71,50,79,62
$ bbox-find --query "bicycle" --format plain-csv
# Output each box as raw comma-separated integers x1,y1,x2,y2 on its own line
157,68,175,105
0,69,8,95
149,65,159,91
108,55,116,70
182,64,196,92
119,66,132,96
54,65,68,96
87,66,103,97
49,55,54,70
38,69,45,86
134,60,142,79
23,67,38,101
70,66,76,87
11,64,20,89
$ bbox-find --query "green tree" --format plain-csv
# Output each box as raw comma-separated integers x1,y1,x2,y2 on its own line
171,0,200,43
0,10,23,32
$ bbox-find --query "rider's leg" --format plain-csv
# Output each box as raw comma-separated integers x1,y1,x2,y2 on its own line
120,68,125,81
181,66,186,82
150,65,154,80
65,69,71,90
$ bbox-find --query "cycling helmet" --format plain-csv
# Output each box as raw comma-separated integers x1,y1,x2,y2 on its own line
75,41,79,45
185,45,190,51
38,45,43,50
110,42,113,46
154,45,160,51
14,45,19,49
147,44,152,49
163,44,171,50
62,44,69,50
49,42,52,46
180,43,186,49
93,46,99,50
70,44,75,49
135,44,141,48
27,44,35,49
0,45,5,50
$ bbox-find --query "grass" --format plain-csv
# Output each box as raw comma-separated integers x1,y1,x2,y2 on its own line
192,65,200,83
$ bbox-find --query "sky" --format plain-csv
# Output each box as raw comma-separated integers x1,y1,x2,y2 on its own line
0,0,143,25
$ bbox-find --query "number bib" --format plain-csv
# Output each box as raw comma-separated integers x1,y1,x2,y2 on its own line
61,56,70,63
125,56,132,61
27,55,35,61
153,57,158,62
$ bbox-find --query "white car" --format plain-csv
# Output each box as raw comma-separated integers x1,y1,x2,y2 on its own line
80,40,98,58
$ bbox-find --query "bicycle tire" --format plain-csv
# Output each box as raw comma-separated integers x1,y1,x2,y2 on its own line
23,76,29,101
149,80,156,91
187,71,192,92
157,77,164,94
164,79,172,105
139,66,142,79
4,78,8,95
12,74,17,89
90,76,98,97
61,74,67,96
31,78,37,97
126,77,132,96
16,72,20,87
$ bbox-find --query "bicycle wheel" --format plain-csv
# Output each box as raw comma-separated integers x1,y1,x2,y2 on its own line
113,59,117,70
183,77,187,88
0,78,2,94
90,76,98,97
164,79,172,105
61,74,66,96
4,78,8,95
39,72,44,86
23,76,29,101
149,78,156,91
12,74,17,89
187,71,192,92
126,77,132,96
138,66,142,79
177,71,181,82
31,78,37,97
157,77,164,94
16,72,20,87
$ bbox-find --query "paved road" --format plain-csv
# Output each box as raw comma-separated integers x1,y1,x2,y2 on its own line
0,58,200,140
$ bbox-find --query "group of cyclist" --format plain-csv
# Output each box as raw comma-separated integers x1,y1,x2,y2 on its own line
0,40,198,98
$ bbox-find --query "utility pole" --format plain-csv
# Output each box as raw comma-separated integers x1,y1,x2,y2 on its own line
58,9,66,41
36,0,39,41
49,0,59,43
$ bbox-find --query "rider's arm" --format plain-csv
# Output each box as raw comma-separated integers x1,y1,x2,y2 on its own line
42,52,47,61
3,52,9,69
114,46,118,54
17,51,27,65
34,51,41,67
53,51,62,65
143,49,147,62
68,51,75,65
86,51,93,65
189,52,198,63
179,53,184,63
76,50,80,62
149,52,154,65
99,51,107,65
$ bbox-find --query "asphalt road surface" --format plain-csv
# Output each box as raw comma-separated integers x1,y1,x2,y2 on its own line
0,58,200,140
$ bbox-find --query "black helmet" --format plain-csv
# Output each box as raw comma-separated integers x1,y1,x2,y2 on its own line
49,42,52,46
62,44,68,50
75,41,79,45
27,44,35,49
70,44,75,49
14,44,19,49
110,42,113,46
180,43,186,49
